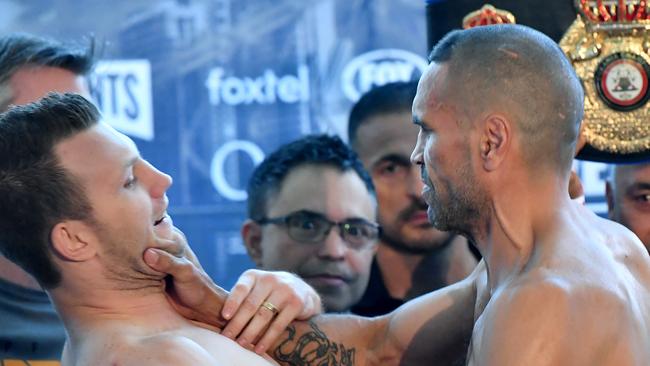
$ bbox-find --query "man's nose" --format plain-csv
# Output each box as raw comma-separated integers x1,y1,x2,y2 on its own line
316,228,347,260
143,160,172,198
411,134,424,166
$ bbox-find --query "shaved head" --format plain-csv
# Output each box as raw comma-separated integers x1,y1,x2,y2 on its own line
428,24,584,173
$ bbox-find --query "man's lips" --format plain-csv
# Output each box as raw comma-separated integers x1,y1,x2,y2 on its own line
153,214,174,239
302,274,351,287
408,210,430,225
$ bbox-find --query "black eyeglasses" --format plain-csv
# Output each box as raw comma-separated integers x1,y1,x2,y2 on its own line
256,210,380,250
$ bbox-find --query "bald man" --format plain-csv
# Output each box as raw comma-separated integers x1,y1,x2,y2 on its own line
607,163,650,252
148,25,650,365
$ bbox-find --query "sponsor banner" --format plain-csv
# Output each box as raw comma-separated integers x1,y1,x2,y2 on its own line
205,65,310,106
341,49,428,102
89,60,154,141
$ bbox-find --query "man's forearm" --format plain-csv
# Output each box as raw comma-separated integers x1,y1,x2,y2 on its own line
268,314,390,366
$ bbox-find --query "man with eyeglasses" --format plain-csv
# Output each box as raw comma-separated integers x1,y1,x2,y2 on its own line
241,134,379,313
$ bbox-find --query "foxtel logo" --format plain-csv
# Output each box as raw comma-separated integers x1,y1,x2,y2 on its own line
205,66,310,106
341,49,428,101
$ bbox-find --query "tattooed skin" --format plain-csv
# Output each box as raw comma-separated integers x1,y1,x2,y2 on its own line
274,321,355,366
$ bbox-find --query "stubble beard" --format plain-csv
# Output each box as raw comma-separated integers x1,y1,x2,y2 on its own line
92,220,162,290
426,165,486,239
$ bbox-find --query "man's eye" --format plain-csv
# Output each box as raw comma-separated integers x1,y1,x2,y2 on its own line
377,163,396,175
635,193,650,203
289,216,319,231
375,162,408,179
124,176,138,188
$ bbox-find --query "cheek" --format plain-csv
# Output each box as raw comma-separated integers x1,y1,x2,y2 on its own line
345,249,375,274
260,236,312,271
623,209,650,234
377,185,405,214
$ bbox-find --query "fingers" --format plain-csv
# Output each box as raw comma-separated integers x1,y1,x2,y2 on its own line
221,270,272,340
253,293,303,354
219,270,322,354
297,293,323,320
221,270,256,319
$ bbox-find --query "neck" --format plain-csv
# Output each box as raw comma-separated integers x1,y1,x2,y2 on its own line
50,274,186,343
0,255,42,290
475,174,571,291
376,235,477,300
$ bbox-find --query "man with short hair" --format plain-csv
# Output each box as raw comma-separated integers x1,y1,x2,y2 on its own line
0,33,94,362
0,93,322,365
149,25,650,365
241,135,378,313
348,81,478,316
606,163,650,252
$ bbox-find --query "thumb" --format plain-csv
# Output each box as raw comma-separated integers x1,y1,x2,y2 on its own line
144,248,193,279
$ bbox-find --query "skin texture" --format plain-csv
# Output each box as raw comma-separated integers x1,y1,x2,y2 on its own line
242,164,377,312
351,110,477,301
607,163,650,252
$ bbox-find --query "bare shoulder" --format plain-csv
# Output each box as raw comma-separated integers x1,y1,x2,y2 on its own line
112,333,220,366
476,274,646,365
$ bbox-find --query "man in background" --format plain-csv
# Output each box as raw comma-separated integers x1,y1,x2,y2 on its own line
241,135,378,313
0,33,94,362
348,81,477,316
606,162,650,252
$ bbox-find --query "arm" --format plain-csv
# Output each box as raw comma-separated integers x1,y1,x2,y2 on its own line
267,263,481,366
147,247,483,365
144,248,322,348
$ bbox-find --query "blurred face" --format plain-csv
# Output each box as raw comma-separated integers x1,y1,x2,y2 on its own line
607,164,650,252
254,165,377,312
353,111,452,252
410,63,486,235
55,123,174,284
7,66,89,108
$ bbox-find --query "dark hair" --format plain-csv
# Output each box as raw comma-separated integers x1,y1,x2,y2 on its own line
247,134,376,220
428,24,584,173
0,93,99,288
348,81,417,146
0,33,95,111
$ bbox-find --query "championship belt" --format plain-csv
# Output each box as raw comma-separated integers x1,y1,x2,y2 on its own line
560,0,650,162
462,4,516,28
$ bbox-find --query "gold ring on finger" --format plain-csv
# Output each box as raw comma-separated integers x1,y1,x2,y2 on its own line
261,301,279,315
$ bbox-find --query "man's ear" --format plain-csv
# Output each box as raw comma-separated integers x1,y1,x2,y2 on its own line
50,221,97,262
241,219,263,266
479,114,510,171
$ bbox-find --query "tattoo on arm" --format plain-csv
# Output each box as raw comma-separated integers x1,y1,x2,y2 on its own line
273,321,356,366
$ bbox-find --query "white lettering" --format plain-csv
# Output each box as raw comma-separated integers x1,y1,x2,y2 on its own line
342,49,428,102
89,60,154,141
205,66,310,106
210,140,265,201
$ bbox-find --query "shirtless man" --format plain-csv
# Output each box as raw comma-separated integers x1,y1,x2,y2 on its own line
0,93,321,365
147,25,650,365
